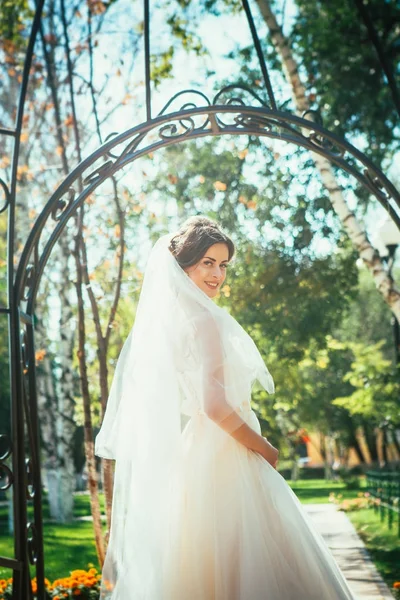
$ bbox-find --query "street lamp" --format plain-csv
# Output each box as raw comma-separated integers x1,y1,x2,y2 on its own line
376,217,400,366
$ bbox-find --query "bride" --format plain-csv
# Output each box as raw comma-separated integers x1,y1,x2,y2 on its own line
95,216,354,599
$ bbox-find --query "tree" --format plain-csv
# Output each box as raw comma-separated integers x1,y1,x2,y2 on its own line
292,0,400,164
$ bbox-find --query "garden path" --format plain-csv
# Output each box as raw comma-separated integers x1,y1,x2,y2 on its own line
305,504,394,599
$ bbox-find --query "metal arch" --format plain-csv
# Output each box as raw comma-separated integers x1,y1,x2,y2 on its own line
2,0,400,599
6,95,400,600
1,0,46,598
14,95,400,312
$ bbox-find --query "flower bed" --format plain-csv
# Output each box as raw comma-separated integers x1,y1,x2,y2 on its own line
393,581,400,599
329,490,375,512
0,568,102,599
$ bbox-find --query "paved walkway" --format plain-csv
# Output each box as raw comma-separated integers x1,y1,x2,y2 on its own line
305,504,394,599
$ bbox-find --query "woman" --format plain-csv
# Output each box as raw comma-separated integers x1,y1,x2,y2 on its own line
95,216,354,600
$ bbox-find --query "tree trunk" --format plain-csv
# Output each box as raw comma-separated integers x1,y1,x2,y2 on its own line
37,342,75,523
290,443,299,481
363,422,379,463
255,0,400,322
323,435,334,480
343,416,365,464
73,223,106,566
392,427,400,459
35,0,78,524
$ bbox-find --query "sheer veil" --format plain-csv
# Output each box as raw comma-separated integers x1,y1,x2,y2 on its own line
95,231,274,599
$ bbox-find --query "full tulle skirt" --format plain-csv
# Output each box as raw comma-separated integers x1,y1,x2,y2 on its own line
161,407,354,600
101,406,354,599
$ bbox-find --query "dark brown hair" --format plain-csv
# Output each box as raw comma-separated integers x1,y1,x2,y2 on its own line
169,216,235,268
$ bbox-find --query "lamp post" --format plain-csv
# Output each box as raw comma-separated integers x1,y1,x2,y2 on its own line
376,217,400,366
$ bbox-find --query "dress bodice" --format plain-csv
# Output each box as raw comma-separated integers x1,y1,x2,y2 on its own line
176,326,253,418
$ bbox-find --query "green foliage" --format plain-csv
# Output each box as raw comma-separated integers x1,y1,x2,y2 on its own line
333,340,400,423
229,241,358,361
0,0,32,48
151,46,175,88
292,0,400,163
335,266,394,358
288,477,366,504
166,14,205,55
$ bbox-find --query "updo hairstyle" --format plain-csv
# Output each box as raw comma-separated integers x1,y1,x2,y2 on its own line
169,216,235,269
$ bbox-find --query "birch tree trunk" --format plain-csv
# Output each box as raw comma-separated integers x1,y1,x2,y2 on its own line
36,324,75,523
27,0,78,523
255,0,400,322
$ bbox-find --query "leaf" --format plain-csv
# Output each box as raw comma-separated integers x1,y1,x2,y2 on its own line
64,115,75,127
88,0,107,15
168,174,178,184
213,181,227,191
247,200,257,210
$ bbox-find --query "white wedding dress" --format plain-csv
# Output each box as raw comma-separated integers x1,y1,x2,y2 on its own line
160,395,354,600
96,233,354,600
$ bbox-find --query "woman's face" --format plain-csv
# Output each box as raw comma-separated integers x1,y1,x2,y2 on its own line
184,243,230,298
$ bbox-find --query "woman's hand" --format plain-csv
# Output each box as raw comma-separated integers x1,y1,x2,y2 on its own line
260,436,279,468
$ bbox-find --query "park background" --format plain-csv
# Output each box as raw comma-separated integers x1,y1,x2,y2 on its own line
0,0,400,597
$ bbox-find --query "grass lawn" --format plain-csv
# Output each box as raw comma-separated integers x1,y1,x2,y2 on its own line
0,521,99,579
0,493,104,579
287,477,366,503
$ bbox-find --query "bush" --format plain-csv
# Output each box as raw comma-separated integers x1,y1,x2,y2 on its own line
337,467,363,489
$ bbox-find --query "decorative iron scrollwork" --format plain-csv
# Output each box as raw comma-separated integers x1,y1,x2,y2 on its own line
233,113,273,132
27,522,38,564
104,132,121,160
51,187,76,221
0,434,12,460
22,264,35,302
159,116,195,140
83,159,114,186
25,457,35,499
364,168,390,201
20,329,30,371
213,84,267,108
0,463,13,491
159,89,210,116
0,177,10,214
0,435,13,491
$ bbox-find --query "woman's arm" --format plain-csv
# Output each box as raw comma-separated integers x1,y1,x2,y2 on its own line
206,402,279,468
195,311,278,468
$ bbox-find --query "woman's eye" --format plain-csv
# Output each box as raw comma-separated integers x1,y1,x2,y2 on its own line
204,261,228,268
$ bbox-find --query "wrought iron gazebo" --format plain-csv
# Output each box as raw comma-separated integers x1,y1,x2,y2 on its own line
1,0,399,598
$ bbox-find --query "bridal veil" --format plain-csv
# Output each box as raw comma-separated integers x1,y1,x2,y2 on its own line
95,231,274,598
